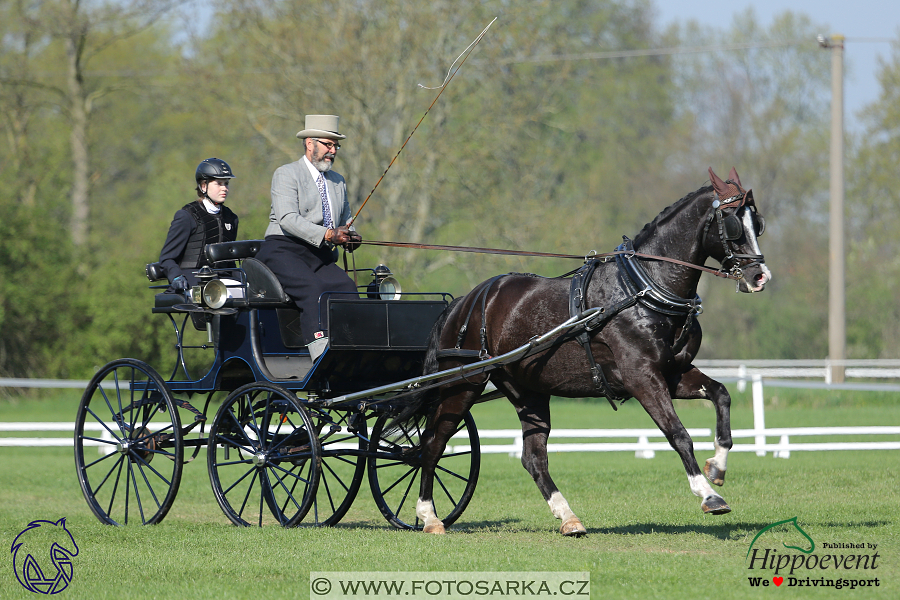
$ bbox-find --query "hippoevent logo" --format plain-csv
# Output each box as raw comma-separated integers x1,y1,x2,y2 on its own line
10,518,79,594
746,517,880,590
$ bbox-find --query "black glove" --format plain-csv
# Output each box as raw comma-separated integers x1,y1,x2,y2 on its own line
346,229,362,253
171,276,189,292
329,225,353,246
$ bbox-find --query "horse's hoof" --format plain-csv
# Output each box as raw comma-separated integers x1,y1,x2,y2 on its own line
701,496,731,515
423,522,446,534
704,460,726,486
560,517,587,537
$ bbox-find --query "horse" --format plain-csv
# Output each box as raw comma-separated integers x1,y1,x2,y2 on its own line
404,167,771,535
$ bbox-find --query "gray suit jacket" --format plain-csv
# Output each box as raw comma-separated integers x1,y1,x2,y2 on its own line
265,159,351,246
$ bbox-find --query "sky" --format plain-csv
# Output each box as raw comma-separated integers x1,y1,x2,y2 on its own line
654,1,900,131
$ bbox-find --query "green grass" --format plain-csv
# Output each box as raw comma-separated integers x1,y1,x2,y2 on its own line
1,389,899,599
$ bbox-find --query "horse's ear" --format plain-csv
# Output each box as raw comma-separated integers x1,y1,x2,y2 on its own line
708,167,728,197
728,167,743,189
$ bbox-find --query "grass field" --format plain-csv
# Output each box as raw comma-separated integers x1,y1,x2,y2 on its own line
1,388,898,599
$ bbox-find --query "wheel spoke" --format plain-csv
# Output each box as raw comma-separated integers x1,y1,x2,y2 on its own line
76,360,182,526
208,383,319,527
368,412,479,530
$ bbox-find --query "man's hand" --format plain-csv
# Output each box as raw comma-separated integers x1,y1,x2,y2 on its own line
346,229,362,252
327,225,358,247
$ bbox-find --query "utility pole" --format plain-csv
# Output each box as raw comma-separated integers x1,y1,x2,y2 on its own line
818,34,845,383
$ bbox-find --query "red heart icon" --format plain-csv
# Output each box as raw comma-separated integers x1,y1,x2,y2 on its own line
773,577,783,586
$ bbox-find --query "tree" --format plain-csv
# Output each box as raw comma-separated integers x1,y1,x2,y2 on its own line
845,38,900,358
0,0,182,249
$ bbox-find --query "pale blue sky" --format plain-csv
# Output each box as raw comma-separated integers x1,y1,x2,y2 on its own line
654,1,899,130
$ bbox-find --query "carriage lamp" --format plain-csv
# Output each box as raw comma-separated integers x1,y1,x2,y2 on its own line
367,264,402,300
190,267,228,309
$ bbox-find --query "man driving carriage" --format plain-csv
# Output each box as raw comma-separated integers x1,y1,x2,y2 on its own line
254,115,362,360
158,158,239,293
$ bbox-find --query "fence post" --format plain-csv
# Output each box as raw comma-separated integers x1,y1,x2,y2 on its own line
752,374,766,457
635,435,655,459
737,364,747,393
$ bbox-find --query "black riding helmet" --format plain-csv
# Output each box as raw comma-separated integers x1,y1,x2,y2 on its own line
195,158,236,185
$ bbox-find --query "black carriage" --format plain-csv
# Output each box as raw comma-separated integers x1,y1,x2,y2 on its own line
74,241,479,528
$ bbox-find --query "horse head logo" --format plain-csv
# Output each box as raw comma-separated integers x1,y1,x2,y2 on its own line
747,516,815,558
10,518,79,594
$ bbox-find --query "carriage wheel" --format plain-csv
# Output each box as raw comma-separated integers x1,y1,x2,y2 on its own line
74,359,183,526
207,382,320,527
301,407,367,526
368,411,480,530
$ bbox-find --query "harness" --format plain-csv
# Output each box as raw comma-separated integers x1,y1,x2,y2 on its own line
432,189,764,408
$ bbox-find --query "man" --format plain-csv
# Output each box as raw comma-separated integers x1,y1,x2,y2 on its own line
159,158,239,293
255,115,361,360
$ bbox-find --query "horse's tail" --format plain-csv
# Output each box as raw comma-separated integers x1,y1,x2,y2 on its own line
390,296,463,424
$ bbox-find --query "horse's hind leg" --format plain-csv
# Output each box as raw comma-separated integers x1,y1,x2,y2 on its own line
416,382,483,534
505,388,587,536
674,367,733,486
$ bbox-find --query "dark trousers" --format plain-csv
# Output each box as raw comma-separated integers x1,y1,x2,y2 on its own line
255,235,358,344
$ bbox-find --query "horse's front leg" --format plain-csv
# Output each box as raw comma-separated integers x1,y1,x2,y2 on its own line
634,376,731,515
673,367,733,486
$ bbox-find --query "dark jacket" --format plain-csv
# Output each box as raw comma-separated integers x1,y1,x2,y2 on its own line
158,201,239,286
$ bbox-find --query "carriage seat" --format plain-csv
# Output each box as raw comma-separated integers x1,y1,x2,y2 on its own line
146,243,296,351
203,240,292,306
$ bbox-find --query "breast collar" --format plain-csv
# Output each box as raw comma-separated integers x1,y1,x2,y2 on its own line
614,237,702,317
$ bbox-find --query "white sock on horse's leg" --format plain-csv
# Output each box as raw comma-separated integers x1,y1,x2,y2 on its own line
547,491,576,521
548,491,587,535
416,498,445,534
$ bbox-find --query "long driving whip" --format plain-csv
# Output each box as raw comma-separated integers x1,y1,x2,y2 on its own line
348,17,497,227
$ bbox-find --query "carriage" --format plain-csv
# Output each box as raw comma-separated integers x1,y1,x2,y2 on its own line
76,167,771,535
74,240,480,528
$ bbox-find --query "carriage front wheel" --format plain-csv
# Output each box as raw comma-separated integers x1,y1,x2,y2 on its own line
367,411,480,530
74,358,184,526
207,382,320,526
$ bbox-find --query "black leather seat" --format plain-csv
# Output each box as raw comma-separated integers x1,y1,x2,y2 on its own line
242,257,292,306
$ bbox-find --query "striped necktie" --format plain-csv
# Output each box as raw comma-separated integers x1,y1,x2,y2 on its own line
316,172,334,229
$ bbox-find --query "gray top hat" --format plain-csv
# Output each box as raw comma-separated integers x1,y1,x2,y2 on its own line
296,115,346,140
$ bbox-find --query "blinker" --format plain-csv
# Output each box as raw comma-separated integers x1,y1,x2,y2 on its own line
722,207,765,240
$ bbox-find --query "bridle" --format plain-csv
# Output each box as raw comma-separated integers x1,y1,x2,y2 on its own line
701,186,766,282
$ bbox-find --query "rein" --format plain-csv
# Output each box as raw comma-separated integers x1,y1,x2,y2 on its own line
359,240,742,280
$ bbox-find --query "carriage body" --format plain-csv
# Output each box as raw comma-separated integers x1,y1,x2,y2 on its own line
74,241,479,529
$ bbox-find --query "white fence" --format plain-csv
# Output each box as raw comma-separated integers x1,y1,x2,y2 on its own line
2,361,900,458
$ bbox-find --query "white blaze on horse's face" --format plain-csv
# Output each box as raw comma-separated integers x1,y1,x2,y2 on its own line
741,209,772,292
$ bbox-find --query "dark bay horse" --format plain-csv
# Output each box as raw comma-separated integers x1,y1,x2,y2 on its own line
406,168,771,535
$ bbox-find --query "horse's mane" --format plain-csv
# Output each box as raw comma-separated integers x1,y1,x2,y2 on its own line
632,184,713,246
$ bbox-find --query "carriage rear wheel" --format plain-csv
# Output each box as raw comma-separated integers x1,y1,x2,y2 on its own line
75,359,183,526
301,406,367,526
368,411,480,530
207,382,320,526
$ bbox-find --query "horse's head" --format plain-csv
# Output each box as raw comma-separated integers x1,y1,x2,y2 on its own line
702,167,772,293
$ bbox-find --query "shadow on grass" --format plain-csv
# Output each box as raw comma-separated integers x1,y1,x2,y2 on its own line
590,520,892,541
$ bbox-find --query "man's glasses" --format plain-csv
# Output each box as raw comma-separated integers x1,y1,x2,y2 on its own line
312,138,341,151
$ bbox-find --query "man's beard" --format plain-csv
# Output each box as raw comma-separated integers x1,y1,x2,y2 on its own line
311,146,335,172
